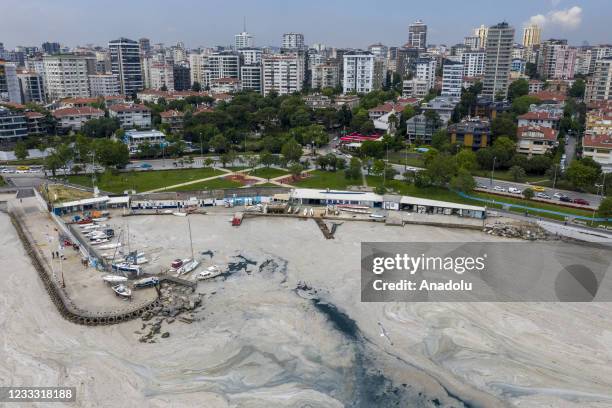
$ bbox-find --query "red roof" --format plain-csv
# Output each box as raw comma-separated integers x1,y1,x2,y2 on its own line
109,103,150,113
0,102,26,110
194,106,214,114
52,107,104,118
24,111,44,119
61,97,99,105
517,125,557,141
531,91,567,103
368,103,395,113
160,109,184,118
518,111,560,121
583,133,612,149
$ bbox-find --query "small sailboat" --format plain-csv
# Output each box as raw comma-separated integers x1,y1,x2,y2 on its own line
303,208,308,216
102,274,128,284
90,238,110,245
92,217,109,222
99,242,122,250
172,212,187,217
112,262,140,274
177,258,200,276
112,284,132,298
287,206,292,213
197,265,223,281
309,208,314,217
133,276,159,289
294,206,300,214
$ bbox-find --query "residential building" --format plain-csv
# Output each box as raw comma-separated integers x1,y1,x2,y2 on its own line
516,125,558,156
17,70,45,103
368,43,388,60
237,48,262,65
511,58,526,74
149,63,175,91
402,78,429,98
210,77,241,94
334,94,360,110
311,62,340,89
138,38,151,55
303,94,331,109
109,104,151,129
235,31,254,50
408,20,427,50
482,22,515,99
464,36,480,50
0,60,22,103
448,117,492,149
422,96,461,124
537,39,576,80
406,114,435,144
24,111,47,135
441,60,463,97
88,73,120,97
0,107,27,147
282,33,305,50
415,57,437,92
109,38,143,96
474,25,488,49
205,52,240,86
123,129,166,155
575,47,593,76
189,53,206,87
461,50,486,77
522,24,542,47
528,79,544,94
587,57,612,102
160,110,185,133
42,54,91,100
469,96,511,120
240,65,262,93
52,106,104,132
173,64,191,91
517,111,561,129
261,53,305,96
343,51,381,94
41,42,61,55
582,133,612,167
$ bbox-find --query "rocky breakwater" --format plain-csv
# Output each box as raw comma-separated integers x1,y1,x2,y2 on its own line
137,283,204,343
483,221,561,240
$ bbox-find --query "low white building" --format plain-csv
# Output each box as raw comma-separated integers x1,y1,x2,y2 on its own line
210,77,241,94
109,104,152,129
582,133,612,169
123,129,166,155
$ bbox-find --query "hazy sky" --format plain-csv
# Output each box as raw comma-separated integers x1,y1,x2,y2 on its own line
1,0,610,49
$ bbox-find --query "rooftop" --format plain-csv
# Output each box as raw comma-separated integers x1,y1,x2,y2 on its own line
517,125,557,141
583,133,612,149
52,107,104,117
109,104,150,113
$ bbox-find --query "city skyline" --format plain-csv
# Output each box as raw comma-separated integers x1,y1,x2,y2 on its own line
1,0,610,50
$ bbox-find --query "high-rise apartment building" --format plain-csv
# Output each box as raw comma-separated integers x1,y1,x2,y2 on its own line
0,60,22,103
240,65,262,93
18,70,45,103
474,25,488,49
109,38,143,96
88,73,120,96
415,57,437,92
461,50,486,77
237,48,262,66
368,43,388,60
43,54,91,99
441,60,464,97
587,57,612,102
282,33,305,50
235,32,254,49
173,64,191,91
205,52,241,86
311,62,340,90
139,38,151,55
41,42,61,55
537,39,576,80
522,24,542,47
149,63,175,91
408,20,427,50
189,53,207,86
262,53,305,96
464,36,481,50
482,22,514,99
342,51,382,94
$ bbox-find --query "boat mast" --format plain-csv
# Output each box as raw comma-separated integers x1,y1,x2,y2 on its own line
187,218,194,260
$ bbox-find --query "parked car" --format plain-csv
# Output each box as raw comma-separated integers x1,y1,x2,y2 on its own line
553,192,563,199
508,187,522,194
573,198,590,206
532,186,546,192
477,184,489,189
535,192,551,199
560,196,572,202
493,186,506,192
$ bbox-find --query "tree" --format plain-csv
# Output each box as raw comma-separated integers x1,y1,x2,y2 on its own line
191,81,202,92
371,159,386,177
92,139,129,169
525,62,539,79
568,79,585,99
219,150,236,168
456,149,477,171
359,140,384,159
522,188,534,199
210,133,228,153
344,157,362,180
44,153,63,177
281,139,303,163
82,117,120,138
259,151,276,168
14,141,29,161
288,163,304,180
491,137,517,167
598,197,612,218
316,155,329,170
425,154,458,186
431,129,450,151
566,160,601,190
450,168,476,192
491,113,517,138
509,165,526,182
71,164,83,175
511,95,540,115
507,79,529,101
204,157,214,168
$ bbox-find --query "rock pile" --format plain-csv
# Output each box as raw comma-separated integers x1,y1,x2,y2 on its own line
483,222,557,240
137,283,202,342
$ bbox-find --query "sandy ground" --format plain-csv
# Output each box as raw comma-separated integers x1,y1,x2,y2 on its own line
2,212,612,407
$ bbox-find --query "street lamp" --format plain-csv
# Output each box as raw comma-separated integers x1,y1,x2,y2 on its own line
490,156,497,186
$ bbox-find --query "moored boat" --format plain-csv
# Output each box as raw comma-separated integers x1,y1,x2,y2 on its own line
102,274,128,284
133,276,159,289
197,265,223,281
112,284,132,298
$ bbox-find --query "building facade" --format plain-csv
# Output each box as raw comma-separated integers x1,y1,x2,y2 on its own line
88,73,120,97
408,20,427,50
537,39,576,80
109,104,152,129
240,65,262,93
0,60,22,103
261,53,305,96
43,54,91,100
18,70,45,103
441,60,463,97
109,38,143,96
0,107,27,147
282,33,305,50
415,57,437,92
482,22,515,99
343,51,381,94
461,50,486,78
522,24,542,47
311,63,340,90
235,32,254,49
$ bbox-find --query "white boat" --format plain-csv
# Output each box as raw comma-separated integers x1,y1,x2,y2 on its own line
340,207,370,214
102,274,128,284
309,208,314,217
294,207,300,214
303,208,308,216
369,214,385,219
133,276,159,289
90,238,110,245
197,265,223,281
172,212,187,217
112,262,141,274
287,206,292,213
92,217,108,222
99,242,122,250
112,284,132,298
81,224,102,230
177,258,200,276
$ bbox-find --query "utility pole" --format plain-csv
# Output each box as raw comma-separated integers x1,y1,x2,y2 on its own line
490,156,497,186
552,164,558,190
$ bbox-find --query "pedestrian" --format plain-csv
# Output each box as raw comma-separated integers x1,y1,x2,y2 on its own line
52,251,55,259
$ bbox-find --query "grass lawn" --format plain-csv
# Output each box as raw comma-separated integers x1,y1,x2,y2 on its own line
0,176,5,186
42,184,93,203
386,150,424,168
226,166,248,171
171,177,243,191
471,169,546,183
292,170,363,190
67,167,219,193
248,167,288,180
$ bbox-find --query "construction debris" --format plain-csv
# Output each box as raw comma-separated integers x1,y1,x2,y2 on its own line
483,222,559,241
